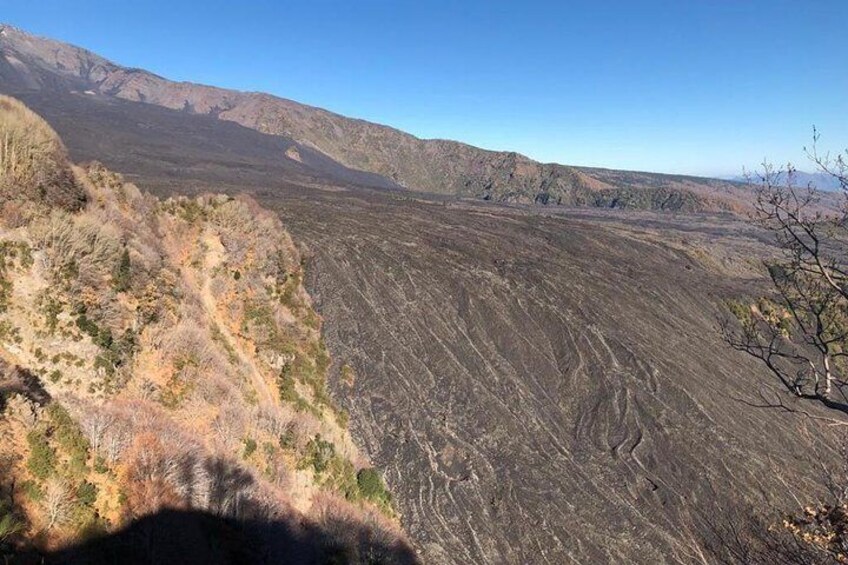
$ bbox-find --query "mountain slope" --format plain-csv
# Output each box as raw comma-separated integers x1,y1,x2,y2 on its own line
272,188,842,564
0,96,416,563
0,24,752,211
1,27,840,565
23,74,842,560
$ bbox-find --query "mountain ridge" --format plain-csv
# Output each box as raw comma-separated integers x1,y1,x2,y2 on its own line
0,23,754,211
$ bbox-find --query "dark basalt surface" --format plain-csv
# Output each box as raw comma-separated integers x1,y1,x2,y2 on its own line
6,85,843,563
268,189,840,563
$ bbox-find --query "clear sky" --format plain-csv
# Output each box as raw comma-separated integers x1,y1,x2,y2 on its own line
3,0,846,176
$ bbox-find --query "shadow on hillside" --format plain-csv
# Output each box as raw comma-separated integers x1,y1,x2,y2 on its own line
0,360,417,564
9,506,419,565
0,361,51,413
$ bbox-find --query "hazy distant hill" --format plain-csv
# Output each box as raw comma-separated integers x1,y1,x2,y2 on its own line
724,170,844,191
0,24,755,212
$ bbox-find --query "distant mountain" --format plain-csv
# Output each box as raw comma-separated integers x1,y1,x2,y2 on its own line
724,170,844,192
0,24,754,212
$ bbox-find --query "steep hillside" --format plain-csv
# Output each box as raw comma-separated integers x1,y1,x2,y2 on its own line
0,96,416,564
269,185,843,564
0,94,85,215
0,27,842,564
1,70,840,564
4,80,843,562
0,24,751,211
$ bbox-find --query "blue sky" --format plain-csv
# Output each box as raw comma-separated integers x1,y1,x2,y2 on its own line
3,0,846,176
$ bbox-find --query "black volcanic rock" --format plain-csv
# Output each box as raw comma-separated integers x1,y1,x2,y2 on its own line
273,191,840,563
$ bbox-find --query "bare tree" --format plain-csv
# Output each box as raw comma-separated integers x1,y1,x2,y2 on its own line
79,410,114,453
719,135,848,561
42,477,71,531
724,132,848,417
101,417,131,462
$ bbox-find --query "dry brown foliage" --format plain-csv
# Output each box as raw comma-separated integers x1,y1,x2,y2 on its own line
0,95,85,217
0,96,412,560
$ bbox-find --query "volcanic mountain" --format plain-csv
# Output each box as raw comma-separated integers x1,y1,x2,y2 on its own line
0,24,842,565
0,23,754,211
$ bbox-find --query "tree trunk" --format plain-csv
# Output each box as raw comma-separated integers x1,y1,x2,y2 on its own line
824,355,833,397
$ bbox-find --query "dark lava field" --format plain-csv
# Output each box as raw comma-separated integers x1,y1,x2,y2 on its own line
10,88,844,563
271,190,838,563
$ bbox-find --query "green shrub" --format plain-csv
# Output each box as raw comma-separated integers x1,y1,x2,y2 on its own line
0,277,10,314
283,350,332,409
47,403,90,479
243,299,288,351
300,434,336,475
41,296,62,335
0,500,23,544
94,327,113,350
17,242,33,269
112,247,131,292
323,457,358,500
279,429,297,451
242,438,257,459
0,241,32,269
75,312,100,340
276,271,302,309
75,481,98,506
20,480,43,502
74,306,121,351
26,430,56,480
357,468,392,505
77,309,137,384
93,456,109,474
0,320,20,343
278,373,299,404
93,354,115,376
